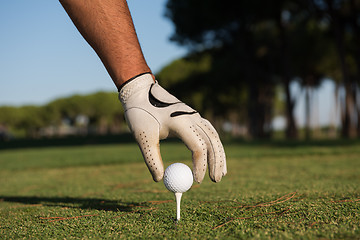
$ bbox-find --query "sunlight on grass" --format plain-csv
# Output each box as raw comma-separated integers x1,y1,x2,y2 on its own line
0,141,359,239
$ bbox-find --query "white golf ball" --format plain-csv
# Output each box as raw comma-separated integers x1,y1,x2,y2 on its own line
163,163,193,193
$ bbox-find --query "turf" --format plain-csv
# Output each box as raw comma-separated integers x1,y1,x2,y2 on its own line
0,141,359,239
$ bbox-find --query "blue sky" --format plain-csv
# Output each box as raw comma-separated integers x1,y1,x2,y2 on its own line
0,0,186,106
0,1,337,128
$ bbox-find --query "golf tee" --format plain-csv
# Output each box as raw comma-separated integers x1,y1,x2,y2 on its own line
175,192,182,221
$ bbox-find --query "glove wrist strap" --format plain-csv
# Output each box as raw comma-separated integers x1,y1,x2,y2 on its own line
118,72,152,91
118,73,154,104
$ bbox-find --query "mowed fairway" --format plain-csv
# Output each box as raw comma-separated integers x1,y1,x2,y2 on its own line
0,140,359,239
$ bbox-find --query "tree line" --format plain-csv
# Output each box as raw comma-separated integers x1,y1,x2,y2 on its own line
160,0,360,139
0,92,125,139
1,0,360,140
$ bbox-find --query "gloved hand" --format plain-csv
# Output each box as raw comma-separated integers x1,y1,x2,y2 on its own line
119,73,227,183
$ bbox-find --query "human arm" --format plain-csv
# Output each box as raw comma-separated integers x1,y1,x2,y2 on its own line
59,0,151,88
59,0,227,183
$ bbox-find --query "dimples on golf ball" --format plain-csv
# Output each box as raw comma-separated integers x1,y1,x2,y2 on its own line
164,163,193,193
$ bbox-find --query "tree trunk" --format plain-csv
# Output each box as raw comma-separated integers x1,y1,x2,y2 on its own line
305,86,311,139
357,86,360,137
277,12,298,139
247,79,274,139
349,0,360,137
326,0,357,138
247,80,261,139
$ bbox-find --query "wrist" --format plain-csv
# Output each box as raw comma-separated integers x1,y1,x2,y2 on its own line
117,72,153,91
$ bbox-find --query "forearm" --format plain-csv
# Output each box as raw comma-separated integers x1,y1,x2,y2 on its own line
60,0,151,88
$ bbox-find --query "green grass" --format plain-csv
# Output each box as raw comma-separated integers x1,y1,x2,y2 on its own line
0,140,359,239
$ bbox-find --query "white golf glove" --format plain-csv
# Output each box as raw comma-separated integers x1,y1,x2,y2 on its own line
119,73,227,183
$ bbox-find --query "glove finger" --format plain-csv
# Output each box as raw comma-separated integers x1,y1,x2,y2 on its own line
125,108,164,182
169,117,208,183
196,118,227,182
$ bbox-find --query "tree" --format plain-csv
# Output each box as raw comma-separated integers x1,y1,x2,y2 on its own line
0,91,125,138
290,18,333,138
157,49,249,134
47,92,124,135
311,0,360,138
165,0,282,138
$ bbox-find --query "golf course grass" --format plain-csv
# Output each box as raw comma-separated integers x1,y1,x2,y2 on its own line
0,140,359,239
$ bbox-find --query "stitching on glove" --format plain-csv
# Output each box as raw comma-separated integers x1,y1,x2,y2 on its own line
189,124,207,182
203,120,225,165
139,131,156,168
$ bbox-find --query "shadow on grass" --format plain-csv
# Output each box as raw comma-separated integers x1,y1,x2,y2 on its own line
0,133,184,150
0,196,145,212
0,133,135,150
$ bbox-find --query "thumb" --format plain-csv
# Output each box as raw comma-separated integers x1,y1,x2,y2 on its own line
125,108,164,182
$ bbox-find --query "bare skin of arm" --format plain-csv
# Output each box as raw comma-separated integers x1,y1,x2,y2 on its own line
59,0,152,89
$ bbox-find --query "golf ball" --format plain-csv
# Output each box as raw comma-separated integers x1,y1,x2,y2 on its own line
163,163,193,193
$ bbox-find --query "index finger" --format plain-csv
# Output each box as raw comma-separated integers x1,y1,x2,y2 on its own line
125,108,164,182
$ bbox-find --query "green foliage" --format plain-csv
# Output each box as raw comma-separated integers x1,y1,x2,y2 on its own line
164,0,360,139
287,18,335,86
157,49,249,125
157,53,212,89
47,91,122,123
0,141,359,238
0,105,45,137
0,91,123,138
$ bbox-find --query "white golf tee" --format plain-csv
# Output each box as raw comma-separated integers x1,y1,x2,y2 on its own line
175,192,182,221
